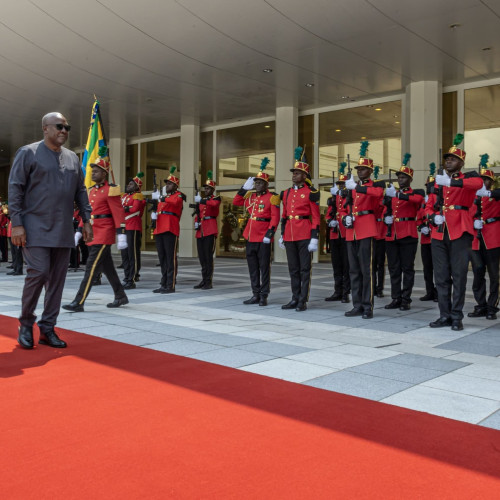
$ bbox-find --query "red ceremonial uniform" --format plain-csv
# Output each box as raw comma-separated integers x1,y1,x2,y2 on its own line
326,194,348,240
385,188,424,241
417,203,432,244
155,191,185,236
87,182,125,245
280,185,321,241
0,213,8,236
195,195,221,238
374,200,386,240
122,192,146,232
473,195,500,250
7,219,12,238
425,172,483,240
233,190,280,242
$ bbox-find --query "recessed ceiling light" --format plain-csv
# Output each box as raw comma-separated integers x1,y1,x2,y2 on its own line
305,83,314,87
393,115,398,118
341,96,350,100
264,125,271,128
449,23,461,29
263,68,273,73
366,105,374,108
375,108,382,111
335,129,341,132
482,47,492,51
395,121,400,124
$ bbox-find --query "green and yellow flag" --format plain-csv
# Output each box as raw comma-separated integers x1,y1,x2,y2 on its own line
82,99,107,188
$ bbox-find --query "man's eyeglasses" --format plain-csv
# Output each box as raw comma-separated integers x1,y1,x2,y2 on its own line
50,123,71,132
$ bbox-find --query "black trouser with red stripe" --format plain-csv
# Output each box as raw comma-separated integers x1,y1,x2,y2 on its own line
122,229,142,284
246,241,272,297
285,239,312,304
156,231,178,290
372,238,386,295
347,238,374,314
74,245,126,305
196,234,216,285
471,237,500,314
421,242,436,296
385,236,418,303
330,236,350,294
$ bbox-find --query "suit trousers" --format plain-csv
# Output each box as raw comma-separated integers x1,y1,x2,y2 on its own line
347,238,374,313
385,236,418,303
122,230,142,283
197,234,216,284
372,239,386,294
471,238,500,314
74,244,126,305
285,239,312,304
421,243,436,295
431,231,472,320
20,246,71,331
330,236,350,293
156,231,178,290
246,241,272,296
0,235,8,261
10,240,23,274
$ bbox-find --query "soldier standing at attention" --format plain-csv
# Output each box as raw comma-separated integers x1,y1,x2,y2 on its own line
280,147,321,312
233,157,280,306
372,165,386,298
425,134,483,331
193,171,221,290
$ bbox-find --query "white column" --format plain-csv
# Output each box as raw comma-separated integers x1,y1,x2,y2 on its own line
108,103,127,189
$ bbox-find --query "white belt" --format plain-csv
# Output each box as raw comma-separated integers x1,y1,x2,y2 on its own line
125,211,140,221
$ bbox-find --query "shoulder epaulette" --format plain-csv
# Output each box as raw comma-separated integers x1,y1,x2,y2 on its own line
108,184,121,197
179,192,187,201
306,183,318,193
308,187,320,202
279,190,285,200
374,181,386,188
213,195,221,201
133,193,145,201
464,171,480,178
270,194,281,206
244,191,253,200
413,188,425,197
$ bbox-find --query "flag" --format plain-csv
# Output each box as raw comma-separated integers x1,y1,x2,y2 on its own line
82,99,107,188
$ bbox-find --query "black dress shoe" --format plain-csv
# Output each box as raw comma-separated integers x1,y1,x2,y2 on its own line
419,293,434,301
39,330,67,348
486,313,497,320
6,265,13,269
161,288,175,294
451,320,464,331
429,317,452,328
107,296,129,308
123,282,136,290
345,308,363,317
467,309,487,318
384,299,402,310
295,302,307,312
243,296,260,305
376,291,384,298
325,292,342,302
134,275,140,282
399,303,411,311
282,300,298,310
117,264,124,269
193,281,205,289
17,325,34,349
7,271,23,276
153,287,168,293
362,311,373,319
341,294,350,303
201,283,213,290
62,301,84,312
259,296,268,306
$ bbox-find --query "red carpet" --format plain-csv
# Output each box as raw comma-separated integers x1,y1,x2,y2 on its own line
1,314,500,498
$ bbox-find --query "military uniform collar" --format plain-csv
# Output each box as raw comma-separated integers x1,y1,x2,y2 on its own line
293,183,304,189
360,179,371,185
451,172,462,179
400,187,411,192
256,190,268,196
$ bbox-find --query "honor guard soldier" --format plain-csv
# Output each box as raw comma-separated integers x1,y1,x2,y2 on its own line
0,200,8,262
153,166,185,294
233,157,280,306
63,151,129,312
343,141,384,319
194,170,221,290
468,158,500,320
279,147,321,312
325,163,350,303
4,202,23,275
372,166,386,298
121,172,146,289
383,154,424,311
425,134,483,330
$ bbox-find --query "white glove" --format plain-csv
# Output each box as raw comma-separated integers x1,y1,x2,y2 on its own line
151,189,160,200
194,193,201,203
384,215,394,225
425,195,429,203
434,214,445,225
308,238,318,252
345,175,357,191
474,219,484,230
421,226,430,235
151,212,158,220
435,174,451,187
194,222,200,230
278,237,286,250
476,184,491,197
262,236,271,244
330,186,339,196
242,176,255,191
385,184,397,198
344,215,354,227
117,233,128,250
328,220,339,228
74,231,82,247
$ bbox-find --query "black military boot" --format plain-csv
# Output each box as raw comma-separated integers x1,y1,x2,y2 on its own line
243,295,260,305
384,299,402,309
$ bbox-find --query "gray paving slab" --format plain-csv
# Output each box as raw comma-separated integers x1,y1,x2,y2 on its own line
195,333,261,347
381,353,469,372
435,340,500,357
236,341,314,357
148,339,222,356
287,350,375,370
188,348,276,368
479,410,500,430
422,372,500,401
111,331,178,346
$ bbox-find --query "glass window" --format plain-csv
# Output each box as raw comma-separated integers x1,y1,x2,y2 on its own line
125,144,138,184
217,190,248,258
318,101,402,179
465,85,500,166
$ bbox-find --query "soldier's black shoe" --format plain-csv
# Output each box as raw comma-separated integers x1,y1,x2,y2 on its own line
295,302,307,312
419,293,435,301
193,281,205,289
135,274,140,282
451,320,464,331
117,264,124,269
282,300,298,310
362,311,373,319
325,292,342,302
385,299,402,310
341,294,350,303
486,313,497,320
376,291,385,298
201,283,213,290
153,287,167,293
62,301,84,312
399,302,411,311
17,325,34,349
467,309,487,318
345,308,363,317
107,296,129,308
161,288,175,294
39,330,67,348
123,282,136,290
7,271,23,275
243,296,259,305
429,317,452,328
259,296,268,306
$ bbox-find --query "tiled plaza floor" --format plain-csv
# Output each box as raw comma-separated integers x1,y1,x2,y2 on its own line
2,253,500,429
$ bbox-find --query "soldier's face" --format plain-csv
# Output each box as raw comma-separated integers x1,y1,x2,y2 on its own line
254,178,267,193
397,173,411,188
356,167,371,181
203,186,214,197
91,166,107,184
483,177,494,190
444,155,463,175
292,170,306,185
126,180,137,193
165,181,176,193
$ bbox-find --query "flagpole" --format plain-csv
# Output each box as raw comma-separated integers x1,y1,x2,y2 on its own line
94,97,115,184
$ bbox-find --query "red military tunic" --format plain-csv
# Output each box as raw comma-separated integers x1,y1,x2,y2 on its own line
0,213,8,237
87,182,125,246
154,191,185,237
326,193,348,240
280,184,321,242
374,199,386,240
425,171,482,241
417,203,432,245
122,192,146,232
344,180,384,241
473,195,500,250
233,190,280,242
195,195,221,238
385,187,424,241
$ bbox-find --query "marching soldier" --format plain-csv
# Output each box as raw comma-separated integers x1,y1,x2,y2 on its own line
63,153,129,312
194,170,221,290
153,166,185,294
383,155,424,311
233,157,280,306
425,134,482,330
280,147,320,312
468,160,500,320
121,172,146,289
372,166,386,298
343,141,384,319
325,163,350,303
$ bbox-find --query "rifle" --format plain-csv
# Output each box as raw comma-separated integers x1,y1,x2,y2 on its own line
331,170,338,234
435,148,445,233
385,169,393,237
345,154,353,217
189,174,201,218
476,154,489,239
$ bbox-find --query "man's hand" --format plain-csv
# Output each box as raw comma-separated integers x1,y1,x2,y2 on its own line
194,193,202,203
435,174,451,187
476,184,491,197
421,226,430,235
345,175,357,191
82,222,93,243
330,186,339,196
384,215,394,225
308,238,318,252
151,212,158,220
151,189,160,200
385,184,397,198
343,215,354,228
74,231,83,247
474,219,484,230
328,220,339,228
242,176,255,191
262,236,271,244
434,214,445,225
278,237,286,250
117,234,128,250
11,226,26,247
194,222,200,230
